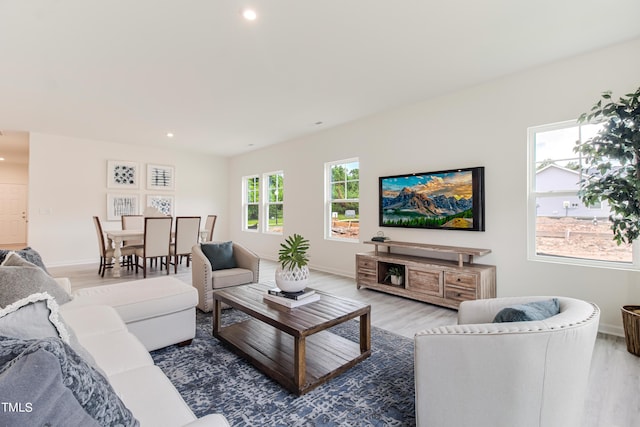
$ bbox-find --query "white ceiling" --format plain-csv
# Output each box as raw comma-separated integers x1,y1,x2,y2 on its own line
1,1,639,158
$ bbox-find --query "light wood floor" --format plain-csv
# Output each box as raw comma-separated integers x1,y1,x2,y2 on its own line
48,259,640,427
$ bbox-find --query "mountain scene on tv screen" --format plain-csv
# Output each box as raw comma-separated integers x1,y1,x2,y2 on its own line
382,171,474,228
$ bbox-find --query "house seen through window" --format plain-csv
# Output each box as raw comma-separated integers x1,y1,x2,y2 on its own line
528,121,633,266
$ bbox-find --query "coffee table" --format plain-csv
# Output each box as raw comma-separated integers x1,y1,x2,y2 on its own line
212,283,371,395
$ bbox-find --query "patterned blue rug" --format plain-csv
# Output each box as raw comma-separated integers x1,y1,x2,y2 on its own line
151,309,416,426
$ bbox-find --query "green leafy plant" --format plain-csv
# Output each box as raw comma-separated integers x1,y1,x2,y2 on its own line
278,234,310,270
384,265,404,282
573,86,640,245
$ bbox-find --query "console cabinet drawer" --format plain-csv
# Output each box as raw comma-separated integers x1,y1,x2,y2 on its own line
357,257,376,270
444,285,477,304
407,268,443,297
444,272,478,290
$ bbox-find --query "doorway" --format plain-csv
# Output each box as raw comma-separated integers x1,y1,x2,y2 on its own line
0,130,29,247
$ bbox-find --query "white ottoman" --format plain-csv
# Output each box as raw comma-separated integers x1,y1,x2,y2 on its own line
62,277,198,351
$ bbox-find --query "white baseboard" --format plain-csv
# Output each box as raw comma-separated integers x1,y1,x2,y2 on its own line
598,322,624,337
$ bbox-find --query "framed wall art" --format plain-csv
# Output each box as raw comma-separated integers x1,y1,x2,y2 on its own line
146,194,174,216
147,164,175,191
107,160,139,189
107,193,139,221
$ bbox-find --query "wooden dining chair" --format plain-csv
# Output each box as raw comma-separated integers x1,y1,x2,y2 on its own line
134,217,172,278
93,216,135,277
170,216,201,273
203,214,217,242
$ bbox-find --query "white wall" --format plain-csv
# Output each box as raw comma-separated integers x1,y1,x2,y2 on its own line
28,133,229,266
229,37,640,335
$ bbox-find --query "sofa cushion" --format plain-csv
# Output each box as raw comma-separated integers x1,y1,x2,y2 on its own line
0,254,72,306
201,241,237,270
66,277,198,323
60,305,128,338
211,267,255,289
493,298,561,323
0,336,139,426
0,247,49,273
110,365,197,426
79,330,154,377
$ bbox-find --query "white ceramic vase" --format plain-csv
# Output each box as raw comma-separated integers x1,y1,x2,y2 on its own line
275,265,310,293
390,275,403,286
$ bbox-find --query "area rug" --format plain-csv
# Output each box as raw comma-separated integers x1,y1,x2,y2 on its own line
151,309,416,426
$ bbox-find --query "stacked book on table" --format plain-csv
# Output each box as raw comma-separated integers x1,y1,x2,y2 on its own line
263,287,320,308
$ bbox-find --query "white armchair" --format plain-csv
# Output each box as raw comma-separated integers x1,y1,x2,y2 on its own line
414,296,600,427
191,242,260,312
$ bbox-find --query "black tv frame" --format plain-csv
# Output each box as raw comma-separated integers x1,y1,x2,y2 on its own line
378,166,485,231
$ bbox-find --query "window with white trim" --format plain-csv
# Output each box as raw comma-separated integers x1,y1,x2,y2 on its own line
243,175,259,232
325,158,359,241
527,120,635,268
264,171,284,234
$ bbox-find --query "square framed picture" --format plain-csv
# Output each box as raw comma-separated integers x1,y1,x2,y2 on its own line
147,164,175,191
107,194,140,221
107,160,139,189
146,194,174,216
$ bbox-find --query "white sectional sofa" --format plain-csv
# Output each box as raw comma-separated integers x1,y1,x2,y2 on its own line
0,250,230,427
59,303,229,427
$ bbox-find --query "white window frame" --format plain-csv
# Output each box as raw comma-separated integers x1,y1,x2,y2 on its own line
526,120,639,270
324,158,360,242
242,175,260,232
263,171,284,235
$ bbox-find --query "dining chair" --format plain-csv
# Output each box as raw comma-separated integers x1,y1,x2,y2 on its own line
170,216,201,273
134,217,172,278
203,214,217,242
93,216,135,277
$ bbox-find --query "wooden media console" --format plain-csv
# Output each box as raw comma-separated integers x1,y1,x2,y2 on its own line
356,240,496,310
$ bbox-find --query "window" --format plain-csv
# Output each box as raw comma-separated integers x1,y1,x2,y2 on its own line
325,158,359,241
528,120,635,268
264,171,284,234
243,175,259,231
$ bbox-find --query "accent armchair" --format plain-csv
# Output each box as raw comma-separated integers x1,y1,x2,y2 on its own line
414,296,600,427
191,242,260,312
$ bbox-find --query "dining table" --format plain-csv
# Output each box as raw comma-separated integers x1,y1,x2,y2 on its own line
106,229,208,278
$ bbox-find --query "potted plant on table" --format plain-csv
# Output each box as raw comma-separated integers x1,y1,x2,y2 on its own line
275,233,310,293
574,85,640,356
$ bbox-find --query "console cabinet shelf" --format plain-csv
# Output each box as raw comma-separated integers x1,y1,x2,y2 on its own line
356,241,496,310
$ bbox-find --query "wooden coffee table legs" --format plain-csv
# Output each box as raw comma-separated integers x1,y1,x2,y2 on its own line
294,336,305,389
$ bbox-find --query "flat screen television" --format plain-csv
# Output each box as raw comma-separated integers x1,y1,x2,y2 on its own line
379,166,485,231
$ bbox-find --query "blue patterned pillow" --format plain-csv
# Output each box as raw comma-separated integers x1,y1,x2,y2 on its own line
0,336,139,426
493,298,561,323
201,241,237,270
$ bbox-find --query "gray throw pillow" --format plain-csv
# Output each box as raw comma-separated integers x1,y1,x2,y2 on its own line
493,298,561,323
0,257,72,307
0,298,70,342
201,241,237,270
0,294,101,373
0,247,49,274
0,336,139,427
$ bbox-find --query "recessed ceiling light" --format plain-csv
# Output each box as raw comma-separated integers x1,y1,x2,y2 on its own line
242,8,257,21
0,157,5,161
166,132,174,138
